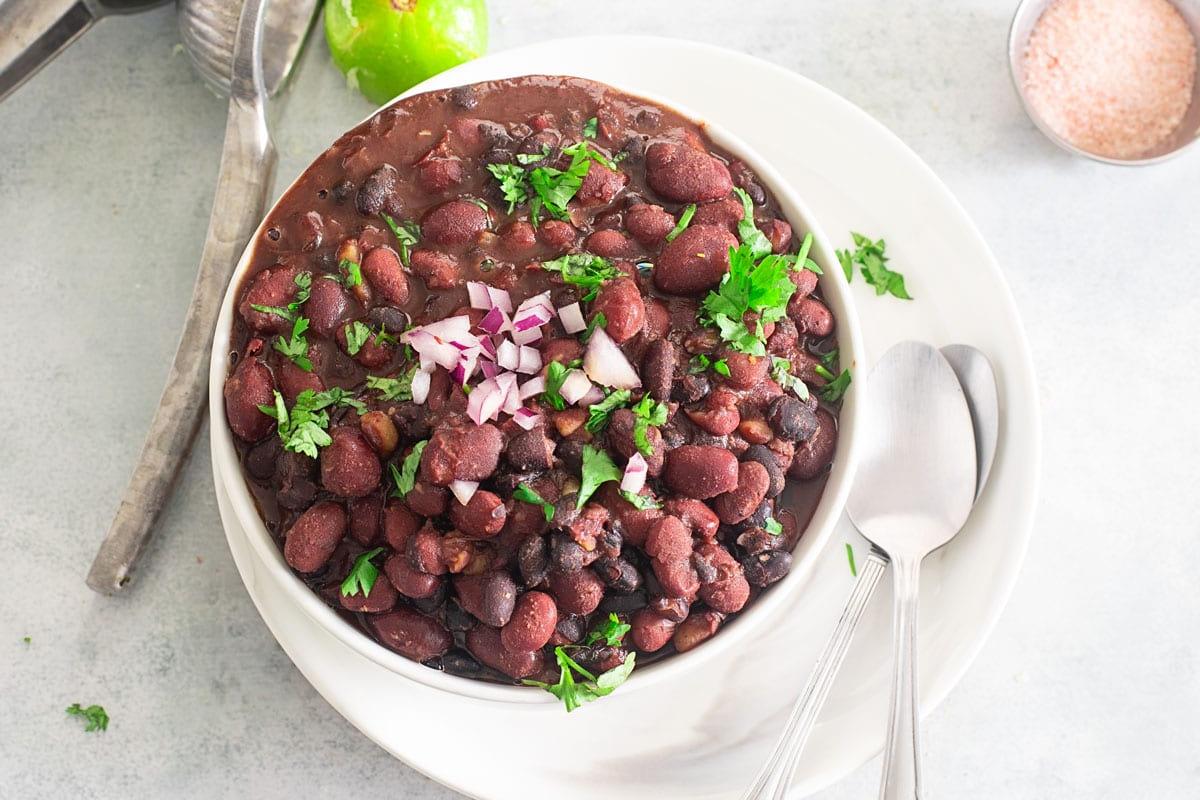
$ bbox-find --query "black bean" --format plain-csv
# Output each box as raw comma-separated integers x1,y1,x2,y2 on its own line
736,527,778,555
367,306,410,334
443,599,476,632
550,534,586,573
449,86,478,109
555,614,585,644
649,596,690,623
411,581,448,615
356,164,398,216
331,179,355,203
556,440,585,473
517,535,549,587
768,395,819,442
245,438,280,480
598,590,648,615
730,499,774,533
441,650,487,678
594,557,642,593
742,550,793,587
673,373,710,404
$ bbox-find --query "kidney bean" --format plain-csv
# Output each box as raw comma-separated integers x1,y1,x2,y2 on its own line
358,410,399,457
409,248,461,289
640,298,670,342
552,613,586,646
420,423,503,485
605,409,664,476
223,354,275,441
417,157,464,194
504,426,556,471
685,388,741,436
400,482,445,519
421,199,489,249
455,571,517,627
548,568,605,615
238,265,301,333
537,219,577,251
789,267,819,299
500,591,558,653
370,608,452,663
625,203,675,246
645,141,733,203
762,218,793,253
646,516,699,600
340,569,398,613
694,542,750,614
450,490,507,538
383,502,420,551
304,274,351,337
630,608,676,652
584,229,636,258
276,358,324,405
540,337,584,367
663,498,720,540
690,196,744,231
590,276,645,343
320,427,381,497
641,339,676,403
738,444,785,499
790,408,838,480
466,625,544,680
334,322,393,369
738,417,773,445
356,164,398,216
789,296,834,337
576,161,628,206
361,246,410,307
767,395,818,443
499,220,537,255
713,461,771,525
283,501,346,573
347,493,382,546
517,534,550,587
664,445,739,499
406,526,446,575
742,549,793,587
673,609,723,653
384,554,442,599
653,224,738,295
720,351,769,390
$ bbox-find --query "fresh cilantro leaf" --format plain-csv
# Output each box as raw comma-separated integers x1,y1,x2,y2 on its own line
771,356,810,401
339,258,363,288
257,389,364,458
22,635,31,644
700,243,797,356
836,232,912,299
273,316,313,372
665,203,696,243
66,703,109,733
341,547,385,597
513,484,555,522
344,321,372,356
733,187,773,259
765,517,784,536
515,145,551,165
542,361,571,411
630,395,668,455
820,348,840,370
583,116,598,139
366,368,415,402
523,647,636,712
250,271,312,321
620,490,663,510
373,324,399,347
585,389,632,434
577,444,621,508
528,141,614,222
381,214,420,267
713,359,731,377
581,311,606,343
486,163,530,213
539,253,619,302
794,231,822,275
390,440,427,498
586,613,631,646
689,354,711,374
846,543,858,576
817,367,852,403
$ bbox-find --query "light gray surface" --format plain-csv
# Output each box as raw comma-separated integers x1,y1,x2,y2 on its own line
1,1,1197,798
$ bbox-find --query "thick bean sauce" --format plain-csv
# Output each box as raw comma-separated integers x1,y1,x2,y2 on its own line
223,76,841,686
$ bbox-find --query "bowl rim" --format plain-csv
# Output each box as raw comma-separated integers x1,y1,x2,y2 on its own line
207,74,865,705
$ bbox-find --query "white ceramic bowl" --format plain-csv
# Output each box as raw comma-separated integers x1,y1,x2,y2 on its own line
208,75,865,705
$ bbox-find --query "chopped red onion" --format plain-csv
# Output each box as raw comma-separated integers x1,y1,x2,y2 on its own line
407,330,461,370
513,305,553,332
477,306,512,335
411,369,432,404
479,335,497,359
560,370,593,405
517,345,542,375
511,326,543,346
512,407,542,430
557,302,586,334
497,372,522,414
467,281,492,311
496,339,519,370
480,360,499,379
449,480,480,505
451,349,479,386
488,285,514,314
467,377,505,425
584,327,641,390
578,385,605,407
406,315,472,343
620,453,648,494
519,376,546,400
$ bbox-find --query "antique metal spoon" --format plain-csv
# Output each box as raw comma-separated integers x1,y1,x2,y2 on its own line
744,344,996,800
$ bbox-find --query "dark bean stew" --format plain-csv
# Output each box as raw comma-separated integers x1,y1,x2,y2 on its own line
223,76,842,699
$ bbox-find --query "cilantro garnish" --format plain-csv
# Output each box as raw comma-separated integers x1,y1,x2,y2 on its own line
250,271,312,321
339,258,363,288
815,364,852,403
542,361,571,411
586,613,631,646
513,484,555,522
845,543,858,576
515,145,551,165
22,635,31,644
836,232,912,299
65,703,109,733
700,243,797,357
733,187,773,258
582,116,598,139
794,231,823,275
523,647,636,713
666,203,696,243
630,395,668,455
341,547,385,597
765,517,784,536
585,389,632,434
713,359,731,377
688,353,730,377
820,348,840,369
389,440,427,498
620,490,662,510
577,445,621,508
581,311,606,343
539,253,619,301
486,140,615,224
257,389,365,459
485,163,530,213
771,356,810,401
344,321,372,356
366,368,415,402
381,214,420,267
273,316,312,372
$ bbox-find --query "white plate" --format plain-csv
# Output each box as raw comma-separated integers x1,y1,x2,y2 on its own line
211,36,1040,800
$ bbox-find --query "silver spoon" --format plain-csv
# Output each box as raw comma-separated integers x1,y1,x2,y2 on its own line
744,344,996,800
85,0,318,594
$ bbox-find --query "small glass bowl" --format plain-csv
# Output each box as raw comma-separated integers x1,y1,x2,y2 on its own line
1008,0,1200,165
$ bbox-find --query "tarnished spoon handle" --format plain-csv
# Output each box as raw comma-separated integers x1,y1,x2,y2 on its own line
86,0,275,594
743,549,889,800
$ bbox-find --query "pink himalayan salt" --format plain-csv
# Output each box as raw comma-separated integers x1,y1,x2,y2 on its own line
1022,0,1197,159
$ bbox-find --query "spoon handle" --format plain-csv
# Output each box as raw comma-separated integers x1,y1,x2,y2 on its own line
742,549,889,800
879,554,923,800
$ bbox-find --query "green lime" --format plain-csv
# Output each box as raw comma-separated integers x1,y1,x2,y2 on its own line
324,0,489,105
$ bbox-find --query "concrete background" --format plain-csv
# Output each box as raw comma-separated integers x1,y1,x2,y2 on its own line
2,1,1198,797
